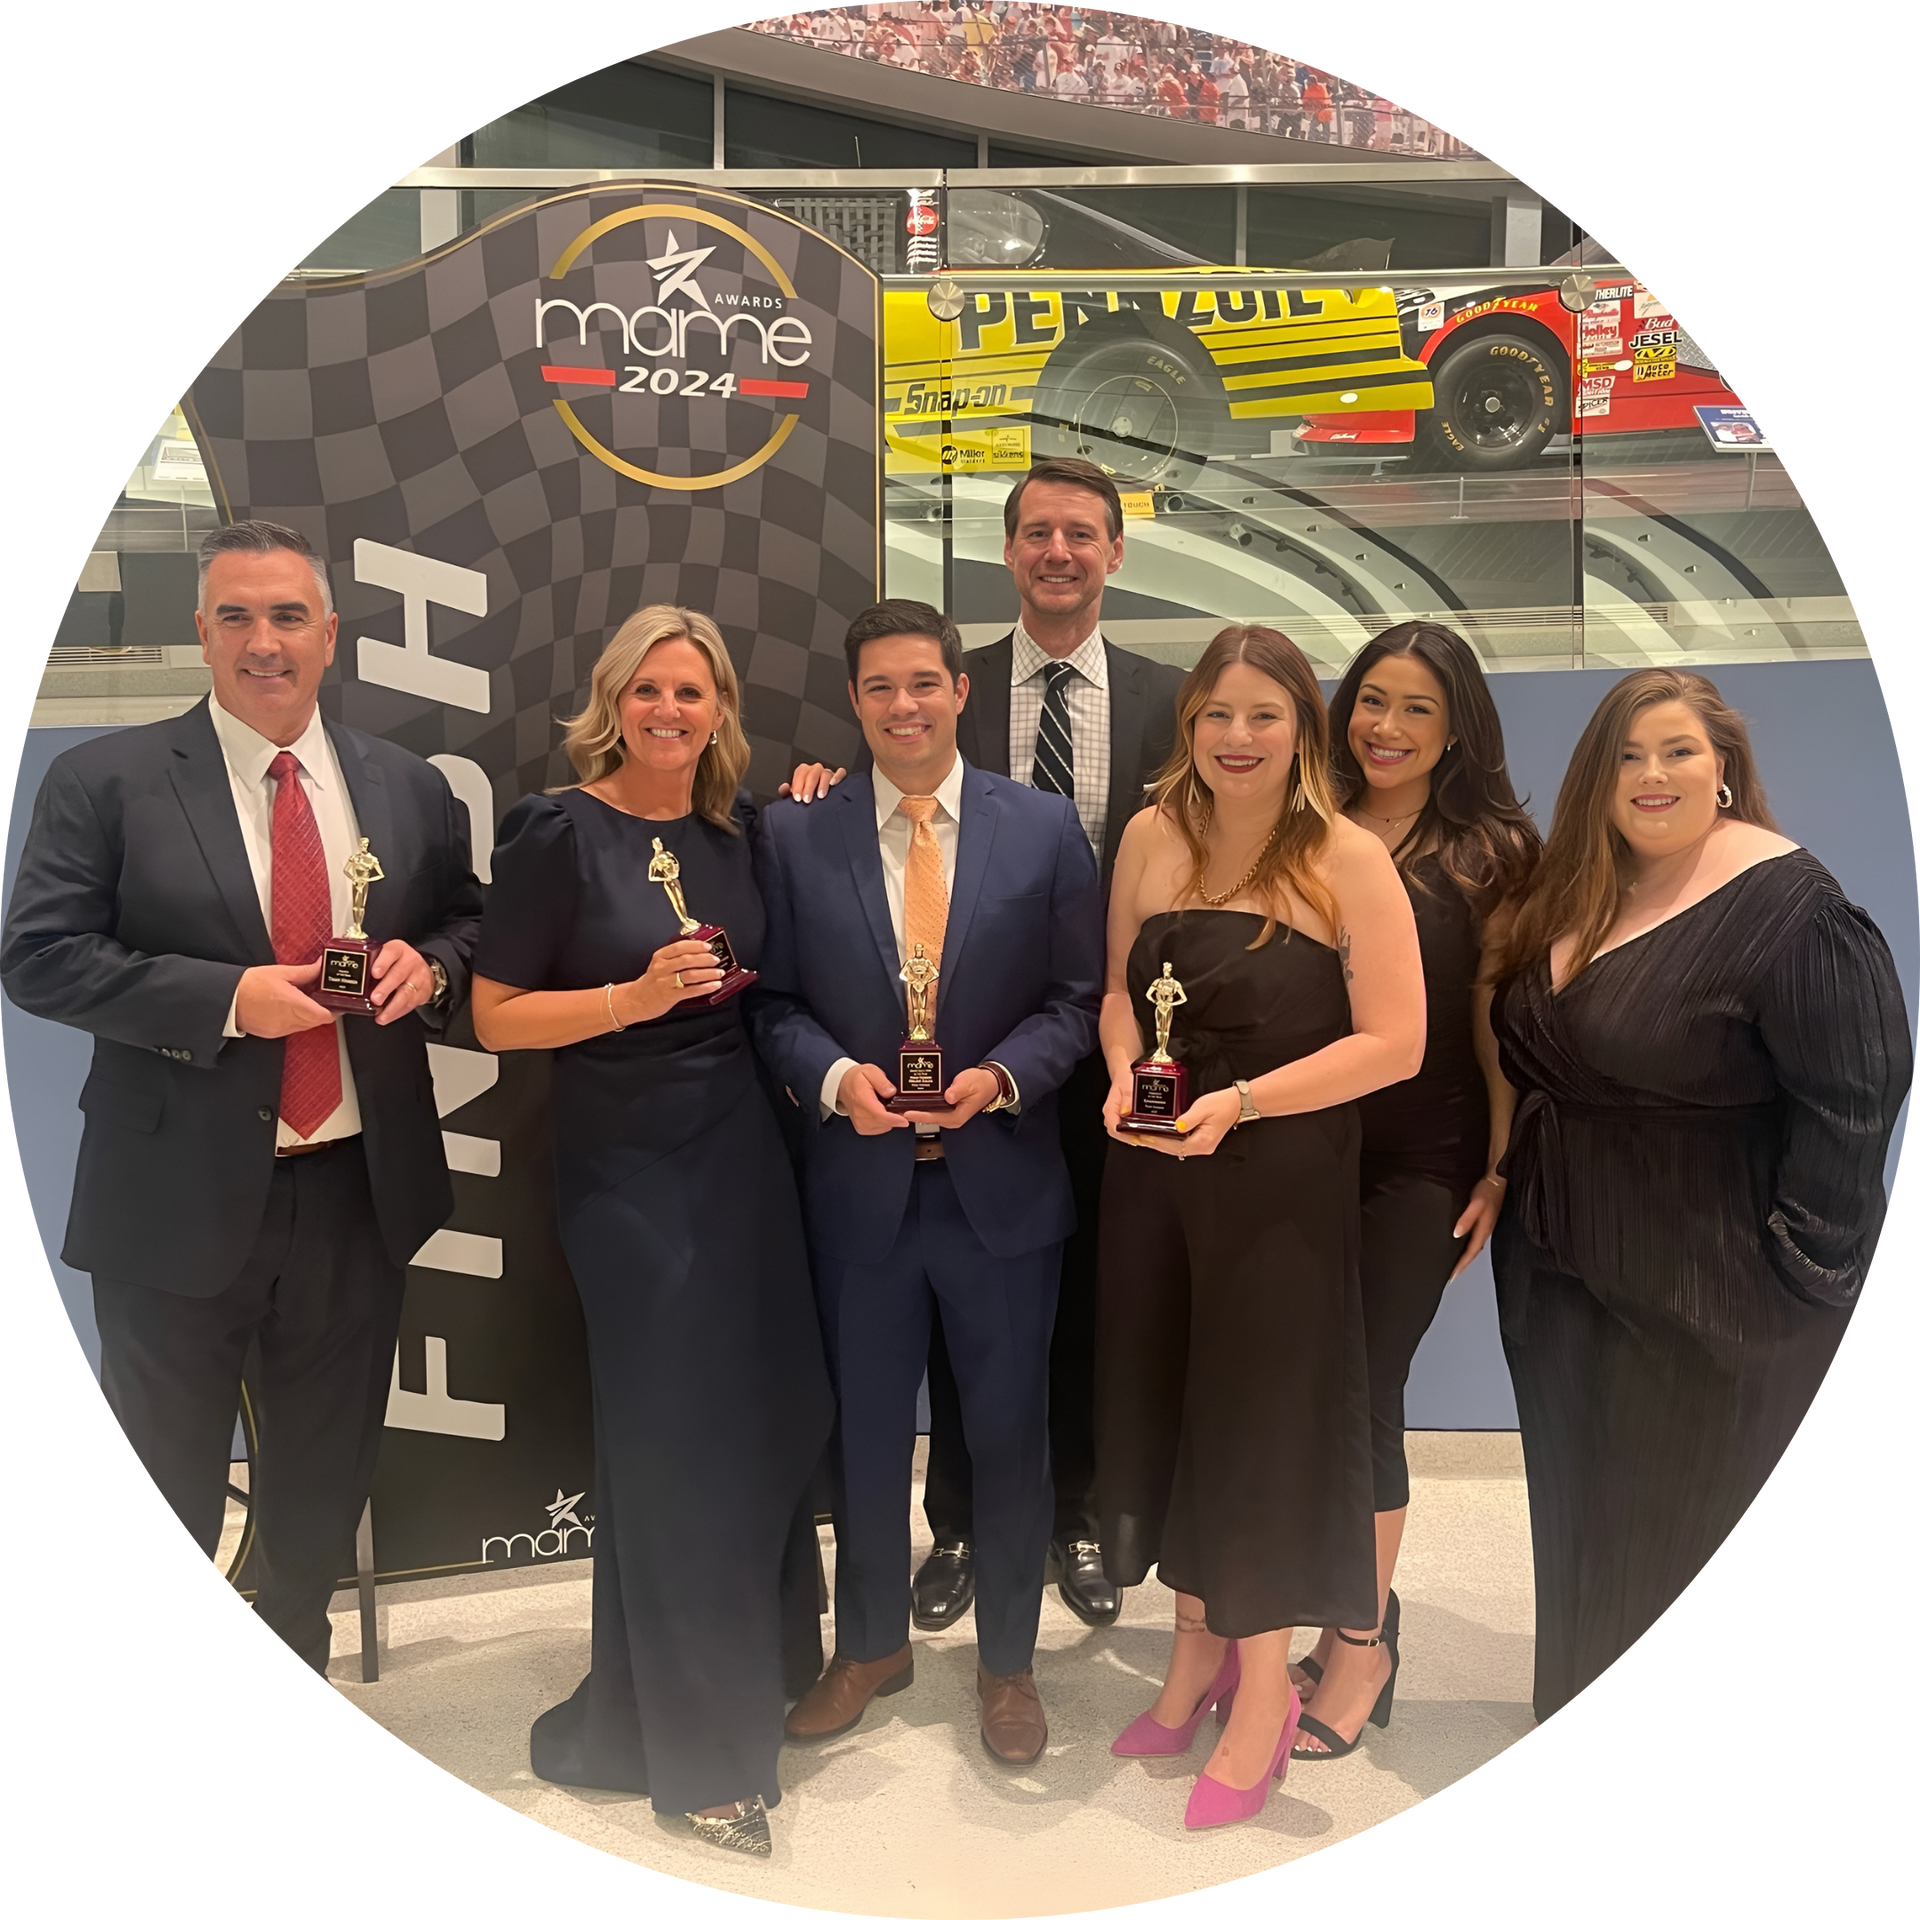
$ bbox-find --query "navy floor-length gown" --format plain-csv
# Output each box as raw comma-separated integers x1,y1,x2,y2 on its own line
476,787,833,1816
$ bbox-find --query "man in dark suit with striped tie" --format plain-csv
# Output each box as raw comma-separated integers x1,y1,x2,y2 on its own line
786,459,1187,1628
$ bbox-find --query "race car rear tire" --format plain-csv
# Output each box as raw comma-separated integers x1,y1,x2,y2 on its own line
1416,332,1566,473
1030,332,1217,489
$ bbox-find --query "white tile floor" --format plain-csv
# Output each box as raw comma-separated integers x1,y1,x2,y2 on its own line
318,1433,1534,1916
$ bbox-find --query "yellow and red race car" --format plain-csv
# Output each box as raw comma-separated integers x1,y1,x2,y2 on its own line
884,271,1434,486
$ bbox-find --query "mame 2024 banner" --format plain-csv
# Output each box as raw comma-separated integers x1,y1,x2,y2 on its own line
187,184,881,1582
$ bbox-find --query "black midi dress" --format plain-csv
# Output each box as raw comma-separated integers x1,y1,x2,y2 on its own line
475,788,833,1814
1095,910,1377,1636
1491,849,1911,1720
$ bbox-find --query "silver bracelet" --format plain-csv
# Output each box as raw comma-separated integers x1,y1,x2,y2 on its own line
605,982,626,1033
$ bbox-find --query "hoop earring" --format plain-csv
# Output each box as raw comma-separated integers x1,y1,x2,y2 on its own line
710,732,719,746
1716,783,1733,809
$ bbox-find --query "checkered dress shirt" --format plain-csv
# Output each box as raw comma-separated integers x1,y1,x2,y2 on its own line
1008,624,1111,869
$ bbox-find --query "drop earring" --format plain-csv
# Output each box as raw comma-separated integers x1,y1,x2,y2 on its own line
1290,758,1307,813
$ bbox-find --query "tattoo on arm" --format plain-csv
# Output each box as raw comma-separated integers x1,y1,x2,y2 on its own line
1337,926,1354,984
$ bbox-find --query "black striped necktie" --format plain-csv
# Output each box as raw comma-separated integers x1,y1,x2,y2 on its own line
1031,660,1076,799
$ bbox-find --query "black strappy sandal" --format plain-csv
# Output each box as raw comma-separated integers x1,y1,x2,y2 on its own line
1292,1595,1401,1761
1296,1588,1397,1690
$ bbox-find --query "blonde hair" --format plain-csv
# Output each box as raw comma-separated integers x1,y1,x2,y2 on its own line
1146,625,1341,948
560,606,752,833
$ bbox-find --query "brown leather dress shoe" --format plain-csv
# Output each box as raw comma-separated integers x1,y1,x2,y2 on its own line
785,1645,914,1742
977,1662,1048,1765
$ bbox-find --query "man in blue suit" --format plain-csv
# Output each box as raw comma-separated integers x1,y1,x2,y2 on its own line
751,600,1102,1765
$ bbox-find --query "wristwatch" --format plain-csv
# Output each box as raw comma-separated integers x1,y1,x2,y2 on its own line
425,957,449,1006
983,1060,1017,1113
1233,1078,1261,1126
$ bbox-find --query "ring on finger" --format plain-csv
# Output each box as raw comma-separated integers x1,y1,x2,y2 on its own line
673,971,683,989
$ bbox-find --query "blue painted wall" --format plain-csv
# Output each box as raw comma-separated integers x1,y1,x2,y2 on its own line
9,660,1915,1431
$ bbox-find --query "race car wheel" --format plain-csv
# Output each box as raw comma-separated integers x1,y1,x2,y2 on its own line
1030,333,1217,488
1419,332,1565,472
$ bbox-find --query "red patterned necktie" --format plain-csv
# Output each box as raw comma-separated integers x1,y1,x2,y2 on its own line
268,751,341,1139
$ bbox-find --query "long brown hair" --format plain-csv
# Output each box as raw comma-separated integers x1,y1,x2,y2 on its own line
1146,625,1341,947
1327,621,1540,918
559,605,752,833
1502,668,1778,984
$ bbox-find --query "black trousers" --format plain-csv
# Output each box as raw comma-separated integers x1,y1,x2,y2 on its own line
923,1050,1104,1546
1359,1166,1463,1512
91,1139,405,1672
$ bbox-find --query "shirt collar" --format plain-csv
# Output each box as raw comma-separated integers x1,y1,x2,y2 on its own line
207,695,334,794
873,753,968,830
1012,621,1109,691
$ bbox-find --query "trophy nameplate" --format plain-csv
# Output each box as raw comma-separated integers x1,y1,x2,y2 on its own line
648,837,758,1006
312,838,385,1015
1118,961,1191,1137
887,941,950,1114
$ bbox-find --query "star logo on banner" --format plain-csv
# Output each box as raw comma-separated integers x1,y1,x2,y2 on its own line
647,230,717,310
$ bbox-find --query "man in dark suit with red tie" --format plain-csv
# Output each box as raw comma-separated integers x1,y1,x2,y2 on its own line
787,459,1187,1629
2,521,480,1672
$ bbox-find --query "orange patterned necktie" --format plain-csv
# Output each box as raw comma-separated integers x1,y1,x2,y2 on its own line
897,794,949,1025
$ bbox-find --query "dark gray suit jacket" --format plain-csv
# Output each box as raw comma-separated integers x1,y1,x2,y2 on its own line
1,698,482,1295
956,632,1188,896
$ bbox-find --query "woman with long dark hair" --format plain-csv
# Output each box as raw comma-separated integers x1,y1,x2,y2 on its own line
1094,626,1425,1830
1493,667,1909,1720
1288,621,1540,1759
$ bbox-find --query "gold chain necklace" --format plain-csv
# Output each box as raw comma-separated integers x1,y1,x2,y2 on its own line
1196,806,1281,906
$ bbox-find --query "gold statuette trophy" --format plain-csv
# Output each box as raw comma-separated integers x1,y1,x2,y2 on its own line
314,838,386,1014
886,942,949,1114
1118,961,1191,1135
647,837,757,1005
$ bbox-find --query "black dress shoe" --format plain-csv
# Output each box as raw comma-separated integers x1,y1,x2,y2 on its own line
1049,1537,1121,1627
912,1540,975,1630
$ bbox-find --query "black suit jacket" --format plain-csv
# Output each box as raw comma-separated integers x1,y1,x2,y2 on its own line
956,632,1188,897
0,698,483,1295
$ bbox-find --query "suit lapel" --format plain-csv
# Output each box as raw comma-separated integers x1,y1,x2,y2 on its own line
833,774,902,1010
958,633,1015,778
167,701,274,964
1104,640,1152,872
943,762,998,987
327,721,396,939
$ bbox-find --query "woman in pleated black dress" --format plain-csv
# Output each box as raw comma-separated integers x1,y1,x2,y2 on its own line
472,606,833,1855
1094,626,1426,1831
1493,668,1910,1720
1289,623,1540,1759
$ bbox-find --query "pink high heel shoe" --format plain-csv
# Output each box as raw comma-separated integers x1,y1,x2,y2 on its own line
1183,1684,1304,1829
1110,1641,1241,1756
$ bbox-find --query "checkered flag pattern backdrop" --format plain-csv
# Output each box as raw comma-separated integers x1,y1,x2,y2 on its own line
188,186,882,808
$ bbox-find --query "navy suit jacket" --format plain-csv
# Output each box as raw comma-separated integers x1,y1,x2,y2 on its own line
0,698,482,1294
749,762,1102,1265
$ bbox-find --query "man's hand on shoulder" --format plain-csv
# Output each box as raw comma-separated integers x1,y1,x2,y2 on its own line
779,763,848,804
235,961,334,1038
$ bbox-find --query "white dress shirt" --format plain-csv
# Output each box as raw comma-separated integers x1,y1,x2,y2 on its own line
1008,622,1112,870
209,698,364,1148
820,755,966,1126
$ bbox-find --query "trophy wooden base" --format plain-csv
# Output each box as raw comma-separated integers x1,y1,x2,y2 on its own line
886,1040,947,1115
312,937,382,1016
678,923,759,1007
1116,1056,1189,1136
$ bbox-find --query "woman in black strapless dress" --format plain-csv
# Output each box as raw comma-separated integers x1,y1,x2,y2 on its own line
1493,669,1909,1720
472,608,832,1858
1094,627,1426,1832
1288,624,1540,1759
